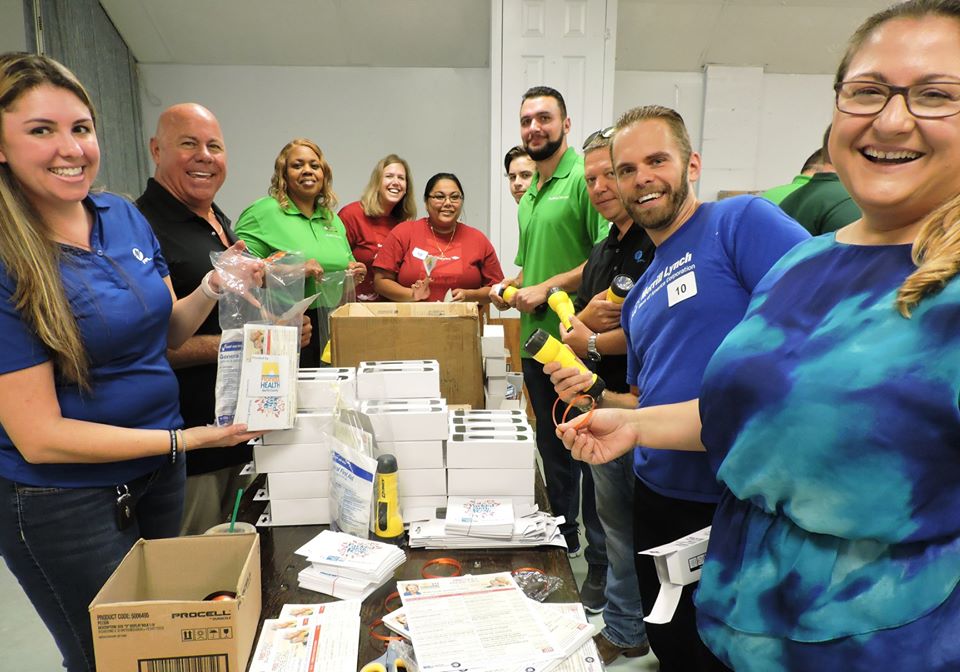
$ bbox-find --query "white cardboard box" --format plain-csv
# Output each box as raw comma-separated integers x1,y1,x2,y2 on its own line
483,354,508,377
452,409,527,422
399,495,447,511
481,324,505,358
447,468,536,497
297,367,356,410
264,498,331,526
357,359,441,399
265,471,329,499
445,432,536,469
485,376,508,397
260,412,333,446
360,399,449,441
253,440,332,473
639,526,711,624
397,468,447,496
375,439,444,469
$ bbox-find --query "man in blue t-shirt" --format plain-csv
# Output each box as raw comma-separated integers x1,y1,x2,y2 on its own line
547,105,808,672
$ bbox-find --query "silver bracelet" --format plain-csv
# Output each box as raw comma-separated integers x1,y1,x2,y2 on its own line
200,271,222,300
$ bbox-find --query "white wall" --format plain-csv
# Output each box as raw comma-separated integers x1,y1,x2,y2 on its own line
139,64,491,231
0,0,27,52
613,69,834,200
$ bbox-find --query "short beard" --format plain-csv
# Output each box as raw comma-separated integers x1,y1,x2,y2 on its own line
524,135,564,162
626,167,689,232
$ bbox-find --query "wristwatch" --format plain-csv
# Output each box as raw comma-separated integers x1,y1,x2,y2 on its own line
586,333,601,362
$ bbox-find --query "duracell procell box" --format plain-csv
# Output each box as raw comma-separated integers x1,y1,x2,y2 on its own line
89,533,261,672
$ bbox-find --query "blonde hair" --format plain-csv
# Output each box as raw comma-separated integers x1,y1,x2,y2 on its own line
268,138,337,211
896,194,960,316
359,154,416,220
833,0,960,317
0,52,95,388
613,105,692,165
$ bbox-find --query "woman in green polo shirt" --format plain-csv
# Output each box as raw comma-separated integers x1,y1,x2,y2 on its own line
235,138,365,365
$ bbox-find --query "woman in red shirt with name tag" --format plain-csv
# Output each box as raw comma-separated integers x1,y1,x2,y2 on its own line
373,172,504,302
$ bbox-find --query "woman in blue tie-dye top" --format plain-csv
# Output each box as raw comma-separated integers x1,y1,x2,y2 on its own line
557,1,960,669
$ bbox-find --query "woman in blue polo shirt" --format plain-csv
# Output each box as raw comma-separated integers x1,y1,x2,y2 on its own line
0,53,260,672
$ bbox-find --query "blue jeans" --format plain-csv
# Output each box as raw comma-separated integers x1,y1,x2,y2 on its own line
522,358,606,565
591,453,648,648
0,458,185,672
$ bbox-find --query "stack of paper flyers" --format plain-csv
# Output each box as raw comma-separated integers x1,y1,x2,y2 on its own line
445,497,516,538
382,602,602,672
397,572,596,672
410,502,566,549
295,530,405,601
249,601,361,672
234,324,299,430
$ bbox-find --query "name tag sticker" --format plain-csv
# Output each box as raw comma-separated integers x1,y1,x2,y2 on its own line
666,271,697,307
412,247,428,260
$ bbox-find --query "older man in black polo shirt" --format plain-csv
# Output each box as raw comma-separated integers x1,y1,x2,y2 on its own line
137,104,262,534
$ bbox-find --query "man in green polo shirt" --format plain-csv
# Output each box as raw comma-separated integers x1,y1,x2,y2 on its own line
491,86,608,596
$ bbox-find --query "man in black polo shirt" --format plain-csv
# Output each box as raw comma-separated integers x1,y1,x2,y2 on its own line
136,103,251,534
560,129,655,665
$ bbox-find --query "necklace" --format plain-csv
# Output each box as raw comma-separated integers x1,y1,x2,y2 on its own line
429,221,457,260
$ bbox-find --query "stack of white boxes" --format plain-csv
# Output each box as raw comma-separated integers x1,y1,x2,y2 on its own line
253,368,356,525
445,409,537,506
481,324,509,409
357,360,449,513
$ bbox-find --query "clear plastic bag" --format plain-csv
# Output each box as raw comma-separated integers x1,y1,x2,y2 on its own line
512,569,564,602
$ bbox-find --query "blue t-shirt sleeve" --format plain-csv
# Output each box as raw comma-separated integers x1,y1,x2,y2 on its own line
0,269,49,375
720,197,810,293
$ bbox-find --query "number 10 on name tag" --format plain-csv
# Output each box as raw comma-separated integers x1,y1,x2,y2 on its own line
667,271,697,307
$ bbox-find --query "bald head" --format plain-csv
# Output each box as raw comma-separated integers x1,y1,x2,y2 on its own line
150,103,226,216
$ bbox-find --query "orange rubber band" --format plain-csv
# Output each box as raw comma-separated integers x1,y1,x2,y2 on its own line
383,591,401,613
421,557,462,579
369,617,404,643
552,393,596,432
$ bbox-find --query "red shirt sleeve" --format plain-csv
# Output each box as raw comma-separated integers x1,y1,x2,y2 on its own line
477,233,505,286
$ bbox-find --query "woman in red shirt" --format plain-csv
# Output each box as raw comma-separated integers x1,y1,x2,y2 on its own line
373,173,503,303
338,154,416,301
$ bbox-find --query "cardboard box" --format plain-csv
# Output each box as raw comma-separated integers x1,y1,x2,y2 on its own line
447,468,536,497
265,471,329,499
360,399,449,442
397,468,447,496
253,440,332,473
90,534,260,672
483,353,508,377
357,360,441,400
376,439,445,469
260,412,333,446
446,431,536,469
451,409,528,422
264,498,331,526
400,495,447,511
639,526,711,624
481,324,505,358
331,303,483,408
486,376,508,398
297,367,356,410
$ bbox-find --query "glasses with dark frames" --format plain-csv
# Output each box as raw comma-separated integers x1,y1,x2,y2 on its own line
834,80,960,119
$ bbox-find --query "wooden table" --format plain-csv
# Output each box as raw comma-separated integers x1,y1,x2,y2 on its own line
238,474,579,670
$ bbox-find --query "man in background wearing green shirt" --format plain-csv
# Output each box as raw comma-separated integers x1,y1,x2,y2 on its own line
490,87,608,607
762,147,822,205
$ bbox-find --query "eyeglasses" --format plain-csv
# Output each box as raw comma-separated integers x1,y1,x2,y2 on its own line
582,126,615,150
834,80,960,119
428,193,463,204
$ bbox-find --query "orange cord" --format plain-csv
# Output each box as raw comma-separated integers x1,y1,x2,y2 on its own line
421,557,463,579
551,393,597,432
369,617,404,644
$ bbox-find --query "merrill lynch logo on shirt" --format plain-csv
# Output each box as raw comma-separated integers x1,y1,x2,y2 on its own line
547,195,569,202
131,248,152,264
636,251,696,310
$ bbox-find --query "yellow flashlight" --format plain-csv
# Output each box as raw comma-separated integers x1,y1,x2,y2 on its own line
524,328,605,400
606,275,634,304
546,287,577,332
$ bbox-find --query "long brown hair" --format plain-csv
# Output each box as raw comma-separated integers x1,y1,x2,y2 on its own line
0,52,96,388
268,138,337,212
832,1,960,316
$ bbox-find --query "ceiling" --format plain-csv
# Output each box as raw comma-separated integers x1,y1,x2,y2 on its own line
100,0,896,74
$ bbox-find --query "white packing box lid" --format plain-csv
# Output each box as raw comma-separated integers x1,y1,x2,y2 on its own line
259,498,331,526
481,324,505,358
356,359,441,400
253,439,333,473
445,431,536,469
360,399,449,442
397,468,447,497
264,471,330,500
297,367,356,410
260,412,333,446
